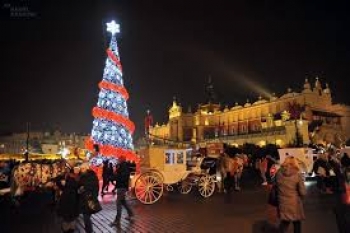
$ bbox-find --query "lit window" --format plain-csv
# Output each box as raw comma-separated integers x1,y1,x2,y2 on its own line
165,152,174,164
177,152,184,164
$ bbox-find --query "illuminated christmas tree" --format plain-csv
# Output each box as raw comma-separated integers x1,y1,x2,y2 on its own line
86,20,138,167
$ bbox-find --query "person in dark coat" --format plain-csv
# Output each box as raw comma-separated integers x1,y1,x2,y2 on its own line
108,162,116,193
276,156,306,233
101,160,109,196
328,153,342,192
341,153,350,168
128,161,136,173
78,162,99,233
111,155,134,226
55,167,80,233
313,153,333,193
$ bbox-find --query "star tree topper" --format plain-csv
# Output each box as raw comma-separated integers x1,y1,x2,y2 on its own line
106,20,120,35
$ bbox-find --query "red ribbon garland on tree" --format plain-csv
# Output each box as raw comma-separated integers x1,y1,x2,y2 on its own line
85,137,139,161
99,80,129,100
92,107,135,133
107,49,123,73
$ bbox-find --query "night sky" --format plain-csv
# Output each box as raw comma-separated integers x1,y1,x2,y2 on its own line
0,0,349,140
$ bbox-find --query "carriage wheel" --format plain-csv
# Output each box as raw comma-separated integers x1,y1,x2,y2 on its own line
178,179,192,194
135,172,164,204
198,174,215,198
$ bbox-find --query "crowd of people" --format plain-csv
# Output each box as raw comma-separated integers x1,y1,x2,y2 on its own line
101,157,136,197
51,145,135,232
2,145,350,233
0,160,19,189
53,162,99,233
219,147,350,233
312,150,350,194
0,145,136,233
263,148,350,233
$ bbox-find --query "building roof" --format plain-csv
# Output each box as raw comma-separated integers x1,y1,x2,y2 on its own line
280,92,300,99
312,110,342,117
253,98,268,105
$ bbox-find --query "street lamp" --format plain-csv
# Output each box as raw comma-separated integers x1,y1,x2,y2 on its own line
294,118,303,147
25,122,30,161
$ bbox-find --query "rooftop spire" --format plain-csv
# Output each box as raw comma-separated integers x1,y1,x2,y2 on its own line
314,76,323,95
302,77,312,93
324,83,331,95
205,75,217,103
304,78,311,89
315,76,322,89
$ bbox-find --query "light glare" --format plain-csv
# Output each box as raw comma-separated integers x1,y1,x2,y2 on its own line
106,20,120,35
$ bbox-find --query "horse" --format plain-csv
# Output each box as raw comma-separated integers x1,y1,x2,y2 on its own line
217,153,243,192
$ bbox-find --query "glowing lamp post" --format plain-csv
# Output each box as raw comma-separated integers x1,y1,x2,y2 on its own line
295,118,303,147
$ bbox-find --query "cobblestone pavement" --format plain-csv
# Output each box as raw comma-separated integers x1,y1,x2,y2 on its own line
0,170,341,233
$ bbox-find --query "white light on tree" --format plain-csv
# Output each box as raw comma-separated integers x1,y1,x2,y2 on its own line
106,20,120,35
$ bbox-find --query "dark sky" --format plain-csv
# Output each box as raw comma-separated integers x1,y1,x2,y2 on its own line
0,0,349,139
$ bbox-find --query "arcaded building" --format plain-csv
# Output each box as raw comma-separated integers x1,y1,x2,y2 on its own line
149,78,350,147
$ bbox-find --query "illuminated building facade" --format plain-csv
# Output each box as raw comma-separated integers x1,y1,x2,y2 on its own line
150,78,350,147
0,130,88,155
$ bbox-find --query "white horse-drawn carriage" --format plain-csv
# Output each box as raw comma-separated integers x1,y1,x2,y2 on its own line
131,147,220,204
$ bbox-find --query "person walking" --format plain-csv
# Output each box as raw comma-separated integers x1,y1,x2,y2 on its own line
78,162,99,233
101,160,109,196
328,152,342,192
276,156,306,233
260,156,268,186
341,152,350,169
313,153,333,194
107,162,116,194
55,167,80,233
111,155,134,226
